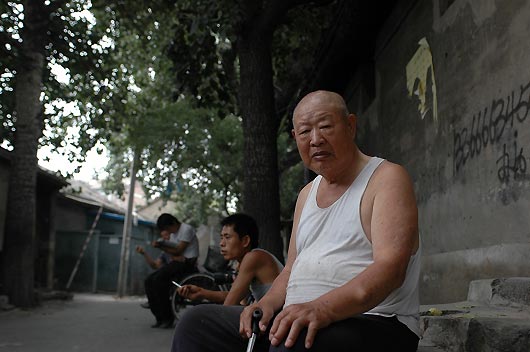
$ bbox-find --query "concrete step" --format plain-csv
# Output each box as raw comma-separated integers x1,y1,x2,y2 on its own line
468,278,530,308
419,301,530,352
417,347,446,352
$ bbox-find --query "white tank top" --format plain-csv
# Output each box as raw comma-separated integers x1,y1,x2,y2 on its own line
285,157,421,337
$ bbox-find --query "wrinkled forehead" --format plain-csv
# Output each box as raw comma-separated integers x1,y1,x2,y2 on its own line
293,91,348,124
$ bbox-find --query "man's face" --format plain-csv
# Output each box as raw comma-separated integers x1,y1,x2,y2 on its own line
219,225,248,261
160,229,171,240
292,99,356,175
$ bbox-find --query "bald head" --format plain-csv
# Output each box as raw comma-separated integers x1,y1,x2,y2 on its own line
293,90,349,123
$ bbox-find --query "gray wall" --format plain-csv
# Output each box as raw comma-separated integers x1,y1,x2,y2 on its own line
348,0,530,303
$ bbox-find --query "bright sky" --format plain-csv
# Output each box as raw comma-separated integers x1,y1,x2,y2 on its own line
0,138,107,183
36,59,109,184
37,142,109,184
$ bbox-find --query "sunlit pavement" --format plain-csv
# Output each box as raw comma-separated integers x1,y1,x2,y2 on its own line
0,293,174,352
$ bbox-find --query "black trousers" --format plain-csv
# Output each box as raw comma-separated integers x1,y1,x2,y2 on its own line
171,304,419,352
145,259,196,323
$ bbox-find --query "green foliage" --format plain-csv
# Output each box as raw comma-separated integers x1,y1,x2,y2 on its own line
165,0,240,116
157,1,337,221
273,3,336,130
0,0,336,226
99,99,244,225
0,0,112,156
87,1,244,224
0,1,19,144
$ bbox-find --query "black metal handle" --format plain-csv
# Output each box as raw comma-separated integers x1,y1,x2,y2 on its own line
251,308,263,334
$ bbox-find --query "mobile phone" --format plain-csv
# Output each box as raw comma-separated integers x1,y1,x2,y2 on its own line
171,281,182,288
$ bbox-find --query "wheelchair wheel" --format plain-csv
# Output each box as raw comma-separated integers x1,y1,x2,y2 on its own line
171,273,220,320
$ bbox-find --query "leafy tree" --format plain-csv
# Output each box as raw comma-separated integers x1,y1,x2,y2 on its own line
101,102,244,226
174,1,338,260
75,2,245,226
0,0,109,307
0,0,337,306
162,0,337,261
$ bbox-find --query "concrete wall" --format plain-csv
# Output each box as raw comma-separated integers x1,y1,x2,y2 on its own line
347,0,530,303
55,197,88,232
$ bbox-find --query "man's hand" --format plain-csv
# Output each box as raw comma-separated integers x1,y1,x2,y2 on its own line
239,302,274,339
177,285,202,301
135,245,145,255
269,300,333,349
171,255,185,263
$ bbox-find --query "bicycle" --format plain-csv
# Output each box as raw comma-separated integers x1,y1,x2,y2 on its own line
169,247,235,320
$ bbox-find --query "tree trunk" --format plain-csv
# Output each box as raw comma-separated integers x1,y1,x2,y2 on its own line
2,0,48,307
238,30,284,262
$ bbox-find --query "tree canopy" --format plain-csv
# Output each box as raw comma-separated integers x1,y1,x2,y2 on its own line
1,0,340,306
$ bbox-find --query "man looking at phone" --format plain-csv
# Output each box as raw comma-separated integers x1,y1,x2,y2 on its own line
137,213,199,328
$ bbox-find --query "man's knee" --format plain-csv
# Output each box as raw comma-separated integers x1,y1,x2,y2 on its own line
172,304,246,352
176,305,209,330
172,305,217,351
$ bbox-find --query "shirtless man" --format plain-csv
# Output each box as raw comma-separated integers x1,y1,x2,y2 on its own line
176,213,283,305
171,213,283,351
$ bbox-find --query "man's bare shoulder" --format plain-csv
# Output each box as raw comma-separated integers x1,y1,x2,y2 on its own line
300,179,314,193
368,159,419,252
363,159,417,211
372,160,414,188
296,179,314,202
240,249,273,273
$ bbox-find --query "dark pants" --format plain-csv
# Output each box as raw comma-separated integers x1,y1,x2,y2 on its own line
145,259,196,323
171,304,419,352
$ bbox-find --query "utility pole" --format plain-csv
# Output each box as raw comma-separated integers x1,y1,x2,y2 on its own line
117,151,138,297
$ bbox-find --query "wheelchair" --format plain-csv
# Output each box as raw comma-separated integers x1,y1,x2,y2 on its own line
170,247,235,320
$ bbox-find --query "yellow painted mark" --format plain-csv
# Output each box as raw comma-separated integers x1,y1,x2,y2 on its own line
406,38,438,125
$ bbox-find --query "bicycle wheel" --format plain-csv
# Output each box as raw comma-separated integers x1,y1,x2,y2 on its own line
171,273,220,320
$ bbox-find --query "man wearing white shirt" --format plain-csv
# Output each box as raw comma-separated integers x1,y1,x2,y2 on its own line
144,213,199,328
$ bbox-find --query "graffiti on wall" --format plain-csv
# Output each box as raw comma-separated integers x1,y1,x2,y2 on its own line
406,37,439,125
453,81,530,183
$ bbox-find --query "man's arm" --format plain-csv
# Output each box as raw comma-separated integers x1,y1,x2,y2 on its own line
136,246,163,269
153,239,189,256
269,162,419,348
224,248,281,306
222,251,258,306
155,224,196,256
177,284,228,304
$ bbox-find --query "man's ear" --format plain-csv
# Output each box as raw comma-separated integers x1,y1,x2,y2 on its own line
348,113,357,136
291,129,296,138
242,235,251,248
